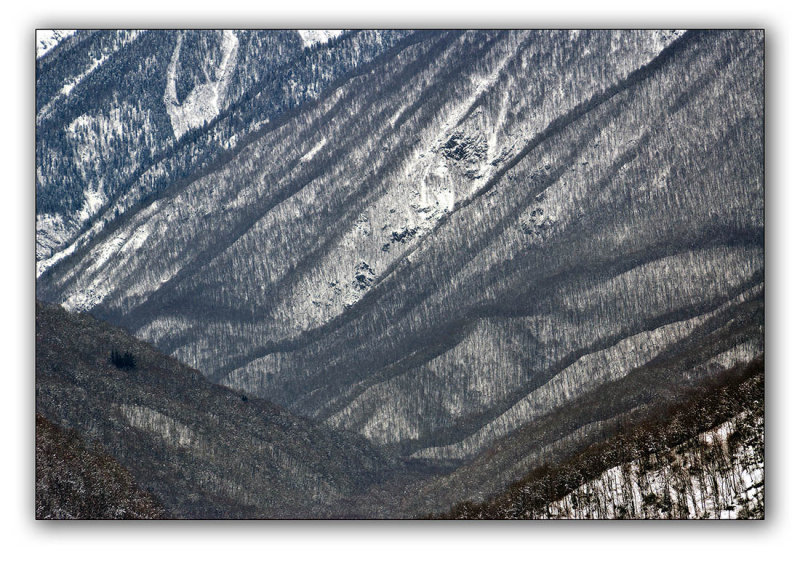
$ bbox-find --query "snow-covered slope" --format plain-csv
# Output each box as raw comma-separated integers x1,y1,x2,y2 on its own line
163,30,239,139
543,413,764,519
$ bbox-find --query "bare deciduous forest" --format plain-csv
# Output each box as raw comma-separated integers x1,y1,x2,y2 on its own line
35,29,764,519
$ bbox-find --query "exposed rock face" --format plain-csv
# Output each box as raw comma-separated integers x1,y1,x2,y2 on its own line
37,30,764,486
442,131,489,179
390,226,418,244
354,262,376,290
443,131,488,162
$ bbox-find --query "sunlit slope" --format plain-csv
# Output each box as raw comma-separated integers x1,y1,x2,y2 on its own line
36,29,411,270
38,30,763,465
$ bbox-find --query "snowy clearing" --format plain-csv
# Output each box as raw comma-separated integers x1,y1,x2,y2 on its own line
164,30,239,140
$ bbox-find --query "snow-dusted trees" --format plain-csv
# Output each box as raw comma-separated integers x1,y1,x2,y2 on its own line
36,29,413,267
38,30,764,475
440,361,764,519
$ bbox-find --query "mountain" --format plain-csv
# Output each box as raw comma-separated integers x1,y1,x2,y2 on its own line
337,315,764,517
35,29,764,518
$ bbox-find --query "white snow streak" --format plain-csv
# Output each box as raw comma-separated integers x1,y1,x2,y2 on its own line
299,137,327,163
61,53,110,96
164,30,239,140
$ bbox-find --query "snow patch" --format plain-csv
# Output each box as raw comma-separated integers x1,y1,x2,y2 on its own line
41,183,111,275
120,223,152,254
78,187,106,223
37,238,79,278
297,30,343,48
36,29,76,58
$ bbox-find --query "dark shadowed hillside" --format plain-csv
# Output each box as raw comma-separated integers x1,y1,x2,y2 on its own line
36,413,166,519
35,301,400,518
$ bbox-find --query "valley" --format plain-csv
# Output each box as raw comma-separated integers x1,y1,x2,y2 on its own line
35,29,765,519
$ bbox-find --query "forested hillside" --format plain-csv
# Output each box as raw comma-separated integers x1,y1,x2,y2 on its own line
36,29,411,271
441,360,764,519
35,29,764,519
36,413,166,519
35,301,398,518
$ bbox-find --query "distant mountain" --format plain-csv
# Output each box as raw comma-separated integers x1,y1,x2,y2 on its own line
35,30,764,518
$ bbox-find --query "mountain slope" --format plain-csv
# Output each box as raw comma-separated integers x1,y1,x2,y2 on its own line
440,359,764,519
36,29,412,271
37,29,764,480
35,301,398,518
36,413,166,519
